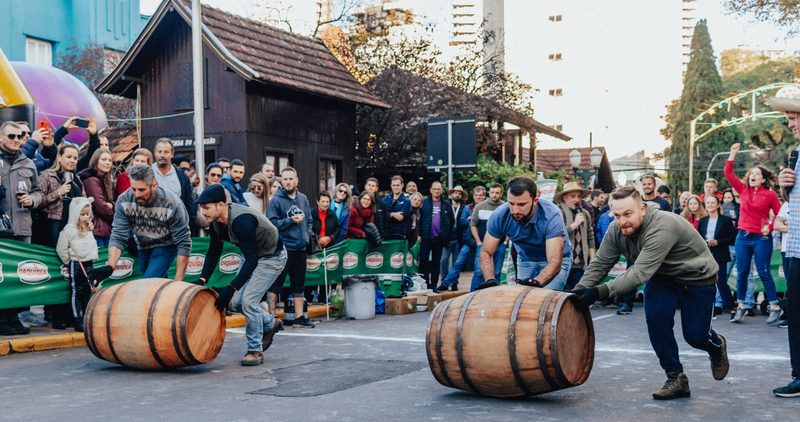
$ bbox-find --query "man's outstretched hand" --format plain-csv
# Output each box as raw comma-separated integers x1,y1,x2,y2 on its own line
572,287,598,309
212,286,235,311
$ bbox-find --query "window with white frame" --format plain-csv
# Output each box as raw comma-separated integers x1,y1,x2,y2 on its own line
548,88,563,97
25,37,53,66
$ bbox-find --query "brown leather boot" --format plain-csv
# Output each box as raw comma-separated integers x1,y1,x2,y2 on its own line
710,334,729,380
652,372,690,400
241,351,264,366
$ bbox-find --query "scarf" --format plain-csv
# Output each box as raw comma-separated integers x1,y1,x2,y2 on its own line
559,202,590,268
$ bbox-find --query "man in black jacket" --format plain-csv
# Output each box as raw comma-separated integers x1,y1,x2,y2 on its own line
419,181,453,289
196,184,287,366
365,177,386,238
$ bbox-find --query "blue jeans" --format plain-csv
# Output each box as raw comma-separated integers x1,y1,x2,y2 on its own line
470,244,507,291
644,277,722,374
231,249,287,352
440,239,458,278
138,245,178,278
735,231,778,304
516,256,572,291
723,245,755,308
441,244,474,286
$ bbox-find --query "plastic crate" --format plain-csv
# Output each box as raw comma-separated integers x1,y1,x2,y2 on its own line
378,274,404,298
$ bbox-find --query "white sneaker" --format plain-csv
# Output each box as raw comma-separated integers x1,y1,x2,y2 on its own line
18,310,48,327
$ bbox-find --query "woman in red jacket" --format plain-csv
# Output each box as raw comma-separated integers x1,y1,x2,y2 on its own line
347,191,376,239
725,143,782,323
79,148,115,247
115,148,153,198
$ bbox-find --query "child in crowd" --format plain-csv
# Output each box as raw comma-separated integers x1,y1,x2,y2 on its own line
56,197,98,332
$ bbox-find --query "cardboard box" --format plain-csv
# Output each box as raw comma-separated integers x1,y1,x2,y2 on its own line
385,297,417,315
416,293,442,312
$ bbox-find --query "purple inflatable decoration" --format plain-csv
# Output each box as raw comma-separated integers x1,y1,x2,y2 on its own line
11,62,108,145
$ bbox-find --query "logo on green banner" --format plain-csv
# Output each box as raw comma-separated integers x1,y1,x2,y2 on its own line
219,253,242,274
343,252,358,269
17,260,51,284
390,252,403,269
406,252,414,267
326,254,340,270
111,258,135,279
306,257,322,271
365,252,383,269
186,254,206,275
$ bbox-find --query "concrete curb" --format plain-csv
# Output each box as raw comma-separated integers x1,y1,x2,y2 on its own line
0,305,330,358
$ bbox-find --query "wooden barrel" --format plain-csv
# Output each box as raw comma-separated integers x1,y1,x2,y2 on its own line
426,285,594,397
84,278,226,370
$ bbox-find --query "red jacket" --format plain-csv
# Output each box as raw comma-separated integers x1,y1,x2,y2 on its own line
346,206,374,238
724,160,781,233
79,168,115,238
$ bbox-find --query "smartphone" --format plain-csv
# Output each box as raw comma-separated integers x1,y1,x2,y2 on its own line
39,121,49,131
75,118,89,128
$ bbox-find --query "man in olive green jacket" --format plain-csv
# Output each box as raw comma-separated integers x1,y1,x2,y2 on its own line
573,186,729,400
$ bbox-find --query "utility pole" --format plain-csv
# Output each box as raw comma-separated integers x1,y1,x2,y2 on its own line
192,0,206,190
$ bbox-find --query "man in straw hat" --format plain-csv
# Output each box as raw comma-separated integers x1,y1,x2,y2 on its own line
572,185,729,400
556,182,595,291
478,176,572,290
772,83,800,397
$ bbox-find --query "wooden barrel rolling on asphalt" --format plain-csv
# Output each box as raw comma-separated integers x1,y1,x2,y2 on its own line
84,278,226,370
426,285,594,397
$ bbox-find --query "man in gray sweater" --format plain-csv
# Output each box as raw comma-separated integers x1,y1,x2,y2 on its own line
107,165,191,280
573,186,729,400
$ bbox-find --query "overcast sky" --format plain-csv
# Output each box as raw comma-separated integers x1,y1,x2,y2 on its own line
140,0,799,159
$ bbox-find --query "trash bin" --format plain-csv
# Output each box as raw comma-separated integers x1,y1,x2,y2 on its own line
343,275,378,320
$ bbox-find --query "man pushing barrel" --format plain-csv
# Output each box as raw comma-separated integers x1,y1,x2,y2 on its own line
478,176,572,290
196,184,287,366
572,186,729,400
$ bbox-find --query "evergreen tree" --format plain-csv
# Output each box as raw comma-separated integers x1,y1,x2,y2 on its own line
664,20,740,193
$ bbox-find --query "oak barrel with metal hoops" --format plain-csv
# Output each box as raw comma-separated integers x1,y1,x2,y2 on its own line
426,285,594,397
84,278,226,369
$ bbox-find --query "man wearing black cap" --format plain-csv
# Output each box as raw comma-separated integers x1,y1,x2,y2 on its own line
196,184,287,366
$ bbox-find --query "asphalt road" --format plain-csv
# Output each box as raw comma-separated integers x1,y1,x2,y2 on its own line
1,303,798,421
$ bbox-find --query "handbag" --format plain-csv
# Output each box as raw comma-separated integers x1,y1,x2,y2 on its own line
307,234,323,255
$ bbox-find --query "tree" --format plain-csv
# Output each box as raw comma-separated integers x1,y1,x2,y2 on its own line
256,0,363,37
663,20,741,193
55,44,135,128
723,57,799,155
724,0,800,35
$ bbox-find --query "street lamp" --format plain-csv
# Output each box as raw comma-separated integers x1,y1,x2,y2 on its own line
569,148,603,189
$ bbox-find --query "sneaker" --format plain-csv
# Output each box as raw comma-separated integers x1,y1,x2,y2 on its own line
709,335,729,381
449,283,459,292
713,307,722,316
766,305,782,325
773,377,800,398
616,303,632,315
777,320,788,328
730,307,745,323
262,319,283,351
290,316,315,328
432,284,447,293
652,372,691,400
241,351,264,366
745,308,756,317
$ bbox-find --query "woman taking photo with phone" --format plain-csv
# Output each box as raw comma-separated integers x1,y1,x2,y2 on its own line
725,143,782,323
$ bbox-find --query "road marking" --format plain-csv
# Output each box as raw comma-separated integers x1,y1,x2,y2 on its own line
226,327,425,343
227,329,790,362
591,314,616,321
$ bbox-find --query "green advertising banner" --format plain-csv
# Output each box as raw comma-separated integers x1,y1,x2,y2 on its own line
0,238,419,309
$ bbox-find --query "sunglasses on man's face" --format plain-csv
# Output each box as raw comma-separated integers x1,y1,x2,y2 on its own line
3,133,24,140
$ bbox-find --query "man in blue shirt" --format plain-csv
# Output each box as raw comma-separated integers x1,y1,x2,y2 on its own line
382,175,410,240
479,176,572,290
